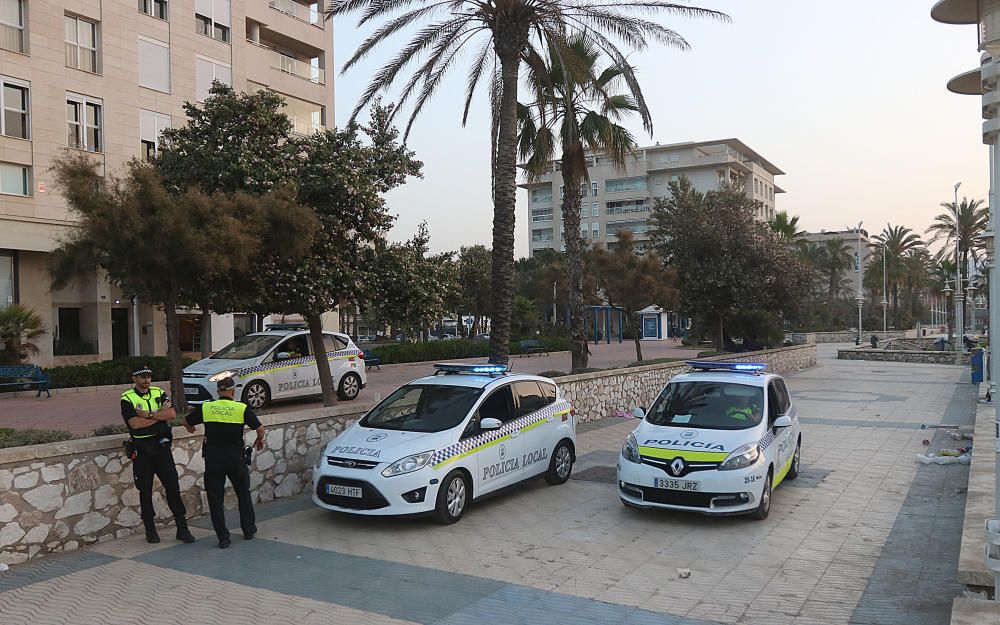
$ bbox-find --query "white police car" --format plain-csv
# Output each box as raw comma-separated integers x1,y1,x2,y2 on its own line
312,364,577,523
618,361,800,519
182,326,366,409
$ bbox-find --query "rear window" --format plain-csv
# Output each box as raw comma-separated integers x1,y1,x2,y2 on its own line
360,384,483,433
645,381,764,430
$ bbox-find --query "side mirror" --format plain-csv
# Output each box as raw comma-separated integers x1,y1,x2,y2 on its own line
773,415,793,429
480,417,502,430
276,351,291,360
632,407,646,419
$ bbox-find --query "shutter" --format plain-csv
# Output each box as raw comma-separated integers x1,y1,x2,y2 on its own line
138,38,170,92
215,63,232,87
196,57,213,100
213,0,231,26
139,110,155,142
195,0,212,17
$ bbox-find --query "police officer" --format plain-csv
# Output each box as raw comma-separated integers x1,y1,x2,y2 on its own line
184,376,265,549
120,366,195,544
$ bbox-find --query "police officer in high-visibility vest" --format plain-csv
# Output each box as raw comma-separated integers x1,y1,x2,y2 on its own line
184,375,265,549
120,366,195,544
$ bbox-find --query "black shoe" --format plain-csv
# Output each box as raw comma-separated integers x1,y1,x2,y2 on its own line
243,531,256,541
175,518,195,544
145,528,160,544
218,537,231,549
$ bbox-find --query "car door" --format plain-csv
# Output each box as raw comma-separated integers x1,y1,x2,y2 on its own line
321,333,349,385
269,334,313,399
767,381,795,478
514,380,557,478
473,384,524,494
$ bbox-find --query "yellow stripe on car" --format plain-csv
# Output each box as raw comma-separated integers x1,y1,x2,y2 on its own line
638,446,729,462
772,452,795,488
432,433,512,469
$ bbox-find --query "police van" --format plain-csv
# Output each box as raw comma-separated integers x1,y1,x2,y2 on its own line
312,364,577,523
182,326,366,409
617,361,800,519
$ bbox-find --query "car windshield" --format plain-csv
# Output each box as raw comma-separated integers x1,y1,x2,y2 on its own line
210,335,282,360
360,384,483,433
645,381,764,430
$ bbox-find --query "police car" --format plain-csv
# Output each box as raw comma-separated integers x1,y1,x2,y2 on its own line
312,364,577,523
182,326,366,409
617,361,800,519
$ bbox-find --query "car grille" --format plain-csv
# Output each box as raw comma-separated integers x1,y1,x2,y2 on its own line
184,372,208,378
316,476,389,510
640,455,720,477
622,484,747,508
183,385,213,402
327,456,379,470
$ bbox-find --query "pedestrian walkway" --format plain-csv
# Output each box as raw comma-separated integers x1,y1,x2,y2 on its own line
0,346,975,624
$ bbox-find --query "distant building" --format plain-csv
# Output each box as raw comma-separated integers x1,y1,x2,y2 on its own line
521,138,785,256
801,229,872,296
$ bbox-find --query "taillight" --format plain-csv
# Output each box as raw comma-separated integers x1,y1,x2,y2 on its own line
357,352,365,359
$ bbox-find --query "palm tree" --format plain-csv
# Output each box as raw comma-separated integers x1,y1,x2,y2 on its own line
873,225,925,328
0,304,47,365
926,197,988,276
517,36,641,371
768,211,804,244
930,259,958,341
327,1,729,364
815,238,853,303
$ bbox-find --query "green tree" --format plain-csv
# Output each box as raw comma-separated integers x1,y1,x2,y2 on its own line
456,245,493,335
512,296,542,338
926,197,987,275
518,36,646,371
872,225,924,329
50,156,316,410
328,0,728,365
0,304,47,365
768,211,804,244
815,238,853,303
592,230,678,362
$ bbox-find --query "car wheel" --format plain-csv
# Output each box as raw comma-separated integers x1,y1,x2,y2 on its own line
545,440,574,485
749,470,772,520
433,471,469,524
241,380,270,409
786,438,801,481
336,372,362,401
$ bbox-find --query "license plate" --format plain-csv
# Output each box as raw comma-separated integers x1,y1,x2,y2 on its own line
655,478,700,491
327,484,362,498
184,387,198,396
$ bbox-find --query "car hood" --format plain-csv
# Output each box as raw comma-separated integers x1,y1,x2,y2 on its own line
633,421,761,455
325,425,447,462
183,357,258,377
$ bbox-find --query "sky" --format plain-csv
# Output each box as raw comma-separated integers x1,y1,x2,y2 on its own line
331,1,991,258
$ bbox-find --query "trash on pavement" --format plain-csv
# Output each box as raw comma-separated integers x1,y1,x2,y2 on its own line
947,430,974,441
677,568,691,579
0,563,9,572
938,447,971,457
915,453,971,465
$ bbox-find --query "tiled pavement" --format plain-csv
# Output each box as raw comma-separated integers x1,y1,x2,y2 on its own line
0,346,974,624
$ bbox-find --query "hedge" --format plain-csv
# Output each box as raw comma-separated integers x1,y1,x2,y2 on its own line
371,337,570,366
42,356,195,390
0,428,76,449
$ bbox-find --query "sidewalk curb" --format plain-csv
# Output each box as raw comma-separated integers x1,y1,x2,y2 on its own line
0,380,171,400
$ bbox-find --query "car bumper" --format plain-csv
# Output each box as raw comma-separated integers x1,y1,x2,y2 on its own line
181,378,218,404
311,463,439,516
616,454,764,515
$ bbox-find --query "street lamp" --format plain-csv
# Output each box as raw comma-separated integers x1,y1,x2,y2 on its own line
968,281,978,333
943,280,954,345
851,221,864,345
881,242,889,332
955,181,965,339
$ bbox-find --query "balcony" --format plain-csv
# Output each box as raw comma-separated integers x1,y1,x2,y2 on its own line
290,117,324,136
247,39,325,84
269,0,324,28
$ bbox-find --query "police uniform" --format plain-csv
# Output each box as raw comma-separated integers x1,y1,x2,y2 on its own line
120,371,193,544
186,391,263,547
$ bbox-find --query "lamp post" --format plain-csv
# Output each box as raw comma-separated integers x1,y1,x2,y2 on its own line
968,281,978,334
881,242,889,332
853,221,864,345
943,281,954,344
955,182,965,339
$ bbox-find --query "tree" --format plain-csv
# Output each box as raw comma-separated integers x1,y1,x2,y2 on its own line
815,238,853,303
50,156,317,410
518,36,645,372
926,197,987,274
592,230,678,362
649,177,809,350
512,296,542,338
872,224,924,329
768,210,804,244
328,0,728,365
0,304,47,365
456,245,493,335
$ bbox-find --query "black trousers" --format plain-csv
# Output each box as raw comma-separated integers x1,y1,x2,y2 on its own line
205,446,256,541
132,439,187,527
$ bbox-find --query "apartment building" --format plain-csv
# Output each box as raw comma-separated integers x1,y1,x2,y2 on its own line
801,229,872,297
0,0,334,365
522,138,784,256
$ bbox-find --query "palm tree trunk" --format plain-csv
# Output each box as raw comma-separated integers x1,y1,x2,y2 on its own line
487,36,525,366
199,300,213,359
162,292,187,413
307,313,337,407
560,150,588,372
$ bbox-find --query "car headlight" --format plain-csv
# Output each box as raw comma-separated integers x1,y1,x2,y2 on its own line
719,442,761,471
208,370,234,382
622,433,641,464
381,451,434,477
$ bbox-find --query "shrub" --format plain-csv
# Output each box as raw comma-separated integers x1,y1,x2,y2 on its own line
92,423,128,437
371,337,570,366
537,370,568,378
0,428,76,449
696,350,728,358
43,356,194,389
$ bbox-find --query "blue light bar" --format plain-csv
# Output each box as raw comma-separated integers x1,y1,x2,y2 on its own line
433,363,509,374
685,361,766,372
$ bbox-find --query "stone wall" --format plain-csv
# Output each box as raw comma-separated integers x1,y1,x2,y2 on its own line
837,348,970,365
788,330,913,345
0,403,371,566
555,344,817,424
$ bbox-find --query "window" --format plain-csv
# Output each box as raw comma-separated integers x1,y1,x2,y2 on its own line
194,0,231,43
591,181,598,197
531,228,553,243
580,206,588,218
139,0,167,19
67,94,102,152
65,15,99,73
272,335,310,360
0,251,15,307
775,379,791,415
1,77,28,139
322,333,349,353
195,56,232,101
670,174,679,182
0,0,24,53
591,202,598,217
646,381,764,430
592,227,599,239
606,219,649,236
514,381,548,417
559,185,564,199
605,177,647,193
139,109,171,160
606,198,650,215
531,207,553,222
531,188,552,204
0,162,28,196
580,222,588,237
138,37,170,92
477,385,515,423
361,384,484,433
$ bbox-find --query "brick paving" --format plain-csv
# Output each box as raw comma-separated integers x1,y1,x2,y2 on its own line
0,345,974,624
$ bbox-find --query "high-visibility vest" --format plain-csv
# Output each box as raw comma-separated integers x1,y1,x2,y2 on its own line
122,386,168,438
201,399,248,425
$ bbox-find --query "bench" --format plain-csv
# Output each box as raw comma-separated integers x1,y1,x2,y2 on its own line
361,349,381,371
519,340,548,357
0,365,51,397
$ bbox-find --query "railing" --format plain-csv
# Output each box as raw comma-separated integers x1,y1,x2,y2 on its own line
269,0,323,27
266,49,326,84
